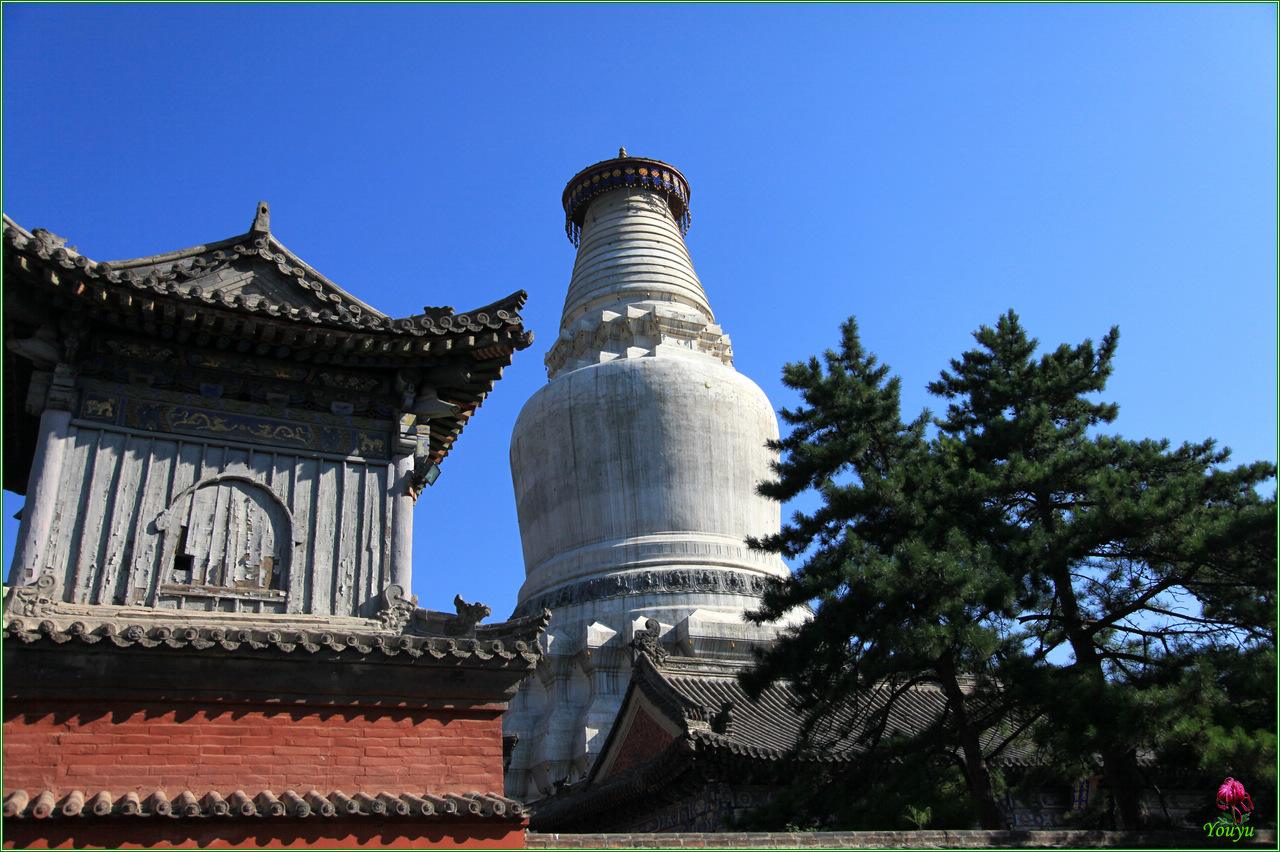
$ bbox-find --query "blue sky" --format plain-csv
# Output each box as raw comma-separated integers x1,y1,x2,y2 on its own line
3,4,1275,619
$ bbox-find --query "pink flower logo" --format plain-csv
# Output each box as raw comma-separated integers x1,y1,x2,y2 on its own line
1216,777,1254,826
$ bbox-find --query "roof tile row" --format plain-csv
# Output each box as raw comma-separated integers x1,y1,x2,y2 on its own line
3,219,529,341
3,789,524,821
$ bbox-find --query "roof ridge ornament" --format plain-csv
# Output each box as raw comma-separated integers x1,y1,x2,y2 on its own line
710,699,734,734
403,595,493,638
452,595,491,636
250,201,270,234
630,618,668,665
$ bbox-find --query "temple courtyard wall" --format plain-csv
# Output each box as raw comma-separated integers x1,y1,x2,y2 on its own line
3,700,503,795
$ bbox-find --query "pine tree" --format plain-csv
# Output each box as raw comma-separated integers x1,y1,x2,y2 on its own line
746,311,1277,830
742,318,1017,829
930,311,1275,828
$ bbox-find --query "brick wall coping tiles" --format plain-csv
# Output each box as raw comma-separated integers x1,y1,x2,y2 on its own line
525,828,1275,849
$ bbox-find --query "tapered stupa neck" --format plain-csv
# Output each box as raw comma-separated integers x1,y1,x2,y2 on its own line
546,152,732,380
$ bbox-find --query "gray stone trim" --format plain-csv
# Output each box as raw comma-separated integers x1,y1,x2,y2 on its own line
514,568,774,618
521,535,785,602
4,580,550,668
4,616,538,666
546,303,734,379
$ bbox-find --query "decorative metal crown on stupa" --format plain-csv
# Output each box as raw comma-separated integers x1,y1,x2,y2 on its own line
560,147,691,245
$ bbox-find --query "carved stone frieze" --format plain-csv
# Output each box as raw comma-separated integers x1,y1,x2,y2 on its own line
123,398,390,458
72,380,394,459
512,568,772,618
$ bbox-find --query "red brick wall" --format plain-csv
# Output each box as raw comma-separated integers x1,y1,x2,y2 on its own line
600,706,675,780
3,699,505,795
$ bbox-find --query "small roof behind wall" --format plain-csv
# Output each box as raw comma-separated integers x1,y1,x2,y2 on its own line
530,632,1042,832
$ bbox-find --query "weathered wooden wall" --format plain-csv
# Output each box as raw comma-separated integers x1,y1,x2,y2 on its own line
39,422,395,618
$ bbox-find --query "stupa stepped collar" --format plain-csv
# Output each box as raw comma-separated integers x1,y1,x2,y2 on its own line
561,147,692,246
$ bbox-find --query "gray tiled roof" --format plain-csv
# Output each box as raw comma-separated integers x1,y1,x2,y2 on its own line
624,652,1038,767
3,577,551,672
2,211,533,469
530,651,1041,832
635,654,957,763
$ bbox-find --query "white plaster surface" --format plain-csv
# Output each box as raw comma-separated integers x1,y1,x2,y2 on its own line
559,189,712,327
511,356,790,598
505,171,795,802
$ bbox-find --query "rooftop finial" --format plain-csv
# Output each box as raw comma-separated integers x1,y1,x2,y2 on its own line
250,201,270,234
618,147,627,158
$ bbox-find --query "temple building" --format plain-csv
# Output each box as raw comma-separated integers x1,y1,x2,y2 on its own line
1,205,547,848
503,151,801,800
528,629,1203,833
527,625,947,833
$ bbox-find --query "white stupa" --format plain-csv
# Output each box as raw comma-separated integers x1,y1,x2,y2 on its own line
503,151,794,800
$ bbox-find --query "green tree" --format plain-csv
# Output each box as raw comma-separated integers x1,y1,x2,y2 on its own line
746,311,1276,830
740,317,1018,829
930,311,1275,827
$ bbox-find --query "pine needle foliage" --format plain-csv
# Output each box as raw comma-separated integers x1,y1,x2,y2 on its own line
743,312,1276,830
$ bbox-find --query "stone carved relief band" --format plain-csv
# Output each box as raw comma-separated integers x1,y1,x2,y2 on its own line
76,394,390,459
512,567,773,618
